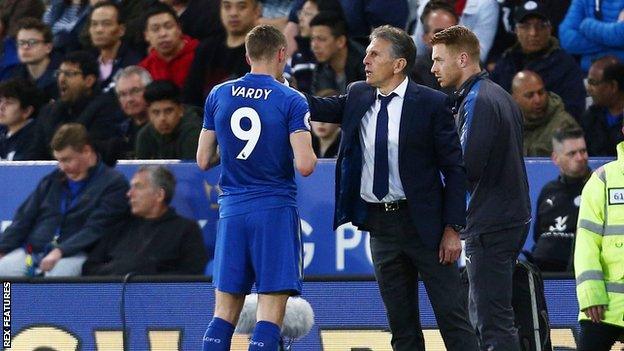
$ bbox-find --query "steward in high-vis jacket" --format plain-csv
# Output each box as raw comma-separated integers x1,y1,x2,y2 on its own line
574,141,624,350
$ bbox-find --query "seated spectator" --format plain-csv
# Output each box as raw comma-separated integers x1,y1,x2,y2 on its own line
82,165,208,275
339,0,408,45
491,0,586,120
310,12,365,95
136,80,202,159
88,1,143,92
531,127,590,272
290,0,343,93
159,0,224,41
43,0,91,54
31,50,125,160
412,0,499,63
101,66,153,160
12,18,61,102
410,0,457,93
582,58,624,156
0,79,45,160
139,2,199,88
559,0,624,72
182,0,258,107
0,123,129,277
511,70,579,156
311,121,340,158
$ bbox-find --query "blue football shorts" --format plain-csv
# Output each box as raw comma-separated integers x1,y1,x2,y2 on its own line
212,206,303,295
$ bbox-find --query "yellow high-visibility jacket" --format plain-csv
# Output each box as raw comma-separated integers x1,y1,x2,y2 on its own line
575,142,624,327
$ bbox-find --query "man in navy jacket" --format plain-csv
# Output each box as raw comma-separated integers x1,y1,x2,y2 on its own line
307,25,477,351
0,123,128,276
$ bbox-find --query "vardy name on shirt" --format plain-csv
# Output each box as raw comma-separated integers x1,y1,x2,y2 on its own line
231,86,272,100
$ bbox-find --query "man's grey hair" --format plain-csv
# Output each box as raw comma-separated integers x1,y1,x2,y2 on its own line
113,65,153,92
137,165,176,204
369,25,417,75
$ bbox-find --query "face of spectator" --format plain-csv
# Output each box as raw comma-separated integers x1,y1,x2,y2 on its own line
144,13,184,58
586,65,615,107
553,137,588,178
298,1,319,37
57,62,95,103
127,171,164,218
422,10,457,49
148,99,183,135
16,29,52,65
53,145,93,181
311,25,344,63
221,0,260,37
512,77,548,119
431,44,462,89
116,74,147,118
89,5,125,50
362,37,400,89
515,17,551,54
311,121,339,139
0,97,31,130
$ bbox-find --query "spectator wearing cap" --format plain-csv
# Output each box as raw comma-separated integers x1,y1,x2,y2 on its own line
491,0,586,121
511,70,579,156
559,0,624,72
581,57,624,156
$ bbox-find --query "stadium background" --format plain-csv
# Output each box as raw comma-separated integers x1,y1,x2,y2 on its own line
2,159,623,350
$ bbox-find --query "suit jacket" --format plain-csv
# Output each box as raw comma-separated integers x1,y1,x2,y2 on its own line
307,79,466,250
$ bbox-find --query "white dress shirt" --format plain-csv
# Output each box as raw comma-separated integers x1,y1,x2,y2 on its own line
359,77,409,203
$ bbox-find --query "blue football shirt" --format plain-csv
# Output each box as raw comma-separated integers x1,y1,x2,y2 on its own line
203,73,310,217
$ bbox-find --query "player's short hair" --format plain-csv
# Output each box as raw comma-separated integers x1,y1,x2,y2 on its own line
245,24,287,62
138,165,176,204
113,65,153,91
370,25,416,75
15,17,53,43
50,123,92,152
430,25,480,62
309,11,347,38
0,78,46,118
143,80,181,104
61,51,99,79
552,127,585,148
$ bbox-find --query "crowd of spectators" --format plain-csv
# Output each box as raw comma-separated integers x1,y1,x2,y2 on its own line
0,0,622,276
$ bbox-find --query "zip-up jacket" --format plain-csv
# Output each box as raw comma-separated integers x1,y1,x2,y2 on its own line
574,142,624,327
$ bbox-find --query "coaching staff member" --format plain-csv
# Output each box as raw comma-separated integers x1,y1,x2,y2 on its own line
431,25,531,351
306,25,477,351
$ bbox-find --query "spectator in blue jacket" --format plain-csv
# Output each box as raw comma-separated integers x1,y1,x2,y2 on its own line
491,0,586,120
0,123,129,276
43,0,91,54
559,0,624,72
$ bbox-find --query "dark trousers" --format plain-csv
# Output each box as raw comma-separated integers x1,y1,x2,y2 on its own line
365,203,478,351
465,224,528,351
578,320,624,351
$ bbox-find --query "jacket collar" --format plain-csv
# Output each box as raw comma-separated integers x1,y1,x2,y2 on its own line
452,70,488,111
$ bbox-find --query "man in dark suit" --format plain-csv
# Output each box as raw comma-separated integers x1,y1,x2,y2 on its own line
306,25,477,351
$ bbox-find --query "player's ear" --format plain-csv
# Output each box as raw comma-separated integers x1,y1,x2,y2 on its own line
245,54,252,66
278,46,286,63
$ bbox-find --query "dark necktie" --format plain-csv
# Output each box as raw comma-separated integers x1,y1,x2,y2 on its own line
373,93,396,201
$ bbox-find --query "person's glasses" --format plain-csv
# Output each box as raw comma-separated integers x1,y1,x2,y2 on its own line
117,87,144,99
54,69,83,78
516,21,551,31
16,39,44,48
